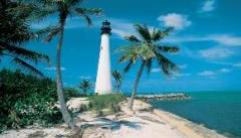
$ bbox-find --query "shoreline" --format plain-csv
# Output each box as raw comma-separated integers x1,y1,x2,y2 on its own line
130,99,227,138
152,109,227,138
0,99,227,138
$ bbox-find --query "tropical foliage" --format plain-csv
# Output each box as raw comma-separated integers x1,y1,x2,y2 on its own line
79,79,92,95
118,24,179,109
64,87,84,99
112,70,122,92
0,69,62,133
0,0,49,76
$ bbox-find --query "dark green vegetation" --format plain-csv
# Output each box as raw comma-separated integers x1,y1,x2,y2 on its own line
112,70,123,92
88,94,126,115
79,79,93,95
0,0,49,76
64,87,85,99
118,24,179,110
0,69,126,133
0,69,61,133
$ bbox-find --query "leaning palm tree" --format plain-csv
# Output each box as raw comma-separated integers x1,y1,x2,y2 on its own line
112,70,122,92
79,79,92,95
118,24,179,110
0,0,49,76
38,0,102,128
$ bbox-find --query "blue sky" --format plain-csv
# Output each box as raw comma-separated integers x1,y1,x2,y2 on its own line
2,0,241,92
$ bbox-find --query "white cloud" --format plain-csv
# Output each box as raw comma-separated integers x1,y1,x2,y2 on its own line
169,72,191,80
179,64,188,69
110,19,135,38
45,66,66,71
200,0,216,13
198,70,215,76
211,35,241,46
151,67,191,79
198,68,231,77
233,62,241,67
173,72,191,77
80,76,92,80
151,68,161,73
158,13,191,30
219,68,231,73
164,35,241,46
199,48,235,59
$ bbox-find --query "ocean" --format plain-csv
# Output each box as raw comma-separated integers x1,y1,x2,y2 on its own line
149,91,241,138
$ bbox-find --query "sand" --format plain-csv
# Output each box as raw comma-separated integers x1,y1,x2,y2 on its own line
0,99,227,138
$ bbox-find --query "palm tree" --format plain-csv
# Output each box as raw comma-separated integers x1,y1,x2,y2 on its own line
37,0,102,128
0,0,49,76
79,79,92,95
112,70,122,92
118,24,179,110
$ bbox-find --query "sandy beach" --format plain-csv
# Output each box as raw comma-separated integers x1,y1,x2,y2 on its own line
0,99,226,138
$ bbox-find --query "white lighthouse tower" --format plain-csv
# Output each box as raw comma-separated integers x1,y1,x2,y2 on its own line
95,20,112,94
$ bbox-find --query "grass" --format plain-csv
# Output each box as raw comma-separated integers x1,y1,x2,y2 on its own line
88,93,126,115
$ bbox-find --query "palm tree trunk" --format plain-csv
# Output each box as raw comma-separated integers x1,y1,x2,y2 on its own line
128,61,145,110
56,23,75,129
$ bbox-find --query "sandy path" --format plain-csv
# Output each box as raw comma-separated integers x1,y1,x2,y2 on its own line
108,112,185,138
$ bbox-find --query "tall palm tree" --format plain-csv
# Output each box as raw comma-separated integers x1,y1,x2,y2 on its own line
38,0,102,128
118,24,179,110
79,79,92,95
0,0,49,76
112,70,122,92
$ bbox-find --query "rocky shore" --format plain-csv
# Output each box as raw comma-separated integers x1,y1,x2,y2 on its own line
136,93,191,101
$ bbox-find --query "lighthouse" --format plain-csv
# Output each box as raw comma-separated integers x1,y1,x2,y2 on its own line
95,20,112,94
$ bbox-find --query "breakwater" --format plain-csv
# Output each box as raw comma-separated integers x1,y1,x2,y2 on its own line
136,93,190,101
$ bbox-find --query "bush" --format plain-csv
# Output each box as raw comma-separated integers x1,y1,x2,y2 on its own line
64,87,84,100
0,69,62,133
88,93,126,115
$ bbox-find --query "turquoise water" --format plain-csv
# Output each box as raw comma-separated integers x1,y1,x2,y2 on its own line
149,91,241,138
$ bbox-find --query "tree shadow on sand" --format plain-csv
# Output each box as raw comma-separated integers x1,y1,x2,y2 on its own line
82,117,145,131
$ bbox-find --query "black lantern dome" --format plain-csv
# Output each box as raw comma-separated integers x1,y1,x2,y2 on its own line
101,20,111,35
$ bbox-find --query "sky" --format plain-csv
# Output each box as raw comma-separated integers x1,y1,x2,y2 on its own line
2,0,241,92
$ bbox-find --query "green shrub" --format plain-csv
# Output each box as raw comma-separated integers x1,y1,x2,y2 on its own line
64,87,84,100
0,69,62,133
88,93,126,115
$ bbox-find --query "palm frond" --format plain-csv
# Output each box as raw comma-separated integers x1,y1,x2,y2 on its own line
156,53,178,75
124,35,140,43
134,24,151,43
118,46,139,63
124,60,134,73
145,59,152,74
157,45,179,53
69,0,84,5
75,8,102,15
13,57,44,77
8,1,57,22
35,25,61,42
151,27,173,41
75,8,103,26
112,70,122,81
1,43,49,63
